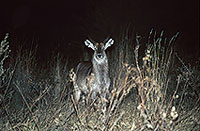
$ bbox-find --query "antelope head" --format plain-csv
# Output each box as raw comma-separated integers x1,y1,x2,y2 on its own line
84,38,114,63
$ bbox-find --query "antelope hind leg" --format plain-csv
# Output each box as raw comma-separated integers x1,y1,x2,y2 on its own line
72,89,81,115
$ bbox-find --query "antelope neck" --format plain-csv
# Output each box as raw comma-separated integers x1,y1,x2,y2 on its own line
92,59,109,85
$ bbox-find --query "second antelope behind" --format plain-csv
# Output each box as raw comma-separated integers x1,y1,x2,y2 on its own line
72,38,114,112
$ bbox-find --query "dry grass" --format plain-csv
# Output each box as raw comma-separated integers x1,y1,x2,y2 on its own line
0,30,199,130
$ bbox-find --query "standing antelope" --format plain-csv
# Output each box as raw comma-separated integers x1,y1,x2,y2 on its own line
71,38,114,115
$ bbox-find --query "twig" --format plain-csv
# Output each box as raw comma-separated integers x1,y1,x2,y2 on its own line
14,82,40,130
30,85,52,109
109,110,125,130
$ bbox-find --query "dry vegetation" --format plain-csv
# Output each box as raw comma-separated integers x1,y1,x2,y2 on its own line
0,29,199,131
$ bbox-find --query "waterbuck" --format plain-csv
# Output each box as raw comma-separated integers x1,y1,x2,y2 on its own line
71,38,114,116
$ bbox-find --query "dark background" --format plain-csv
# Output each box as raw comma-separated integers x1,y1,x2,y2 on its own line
0,0,199,64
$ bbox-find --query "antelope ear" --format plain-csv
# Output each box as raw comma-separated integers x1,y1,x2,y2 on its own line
104,38,114,50
84,39,95,50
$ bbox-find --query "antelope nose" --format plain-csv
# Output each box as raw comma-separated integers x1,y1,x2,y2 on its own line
97,54,103,59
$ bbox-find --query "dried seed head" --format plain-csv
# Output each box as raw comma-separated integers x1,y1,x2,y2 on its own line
171,106,176,112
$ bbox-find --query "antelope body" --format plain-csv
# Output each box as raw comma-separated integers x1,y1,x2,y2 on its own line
73,38,114,107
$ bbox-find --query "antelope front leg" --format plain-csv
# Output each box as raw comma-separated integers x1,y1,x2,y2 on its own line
101,92,109,130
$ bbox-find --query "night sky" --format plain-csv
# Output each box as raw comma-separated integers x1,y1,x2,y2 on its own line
0,0,199,63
